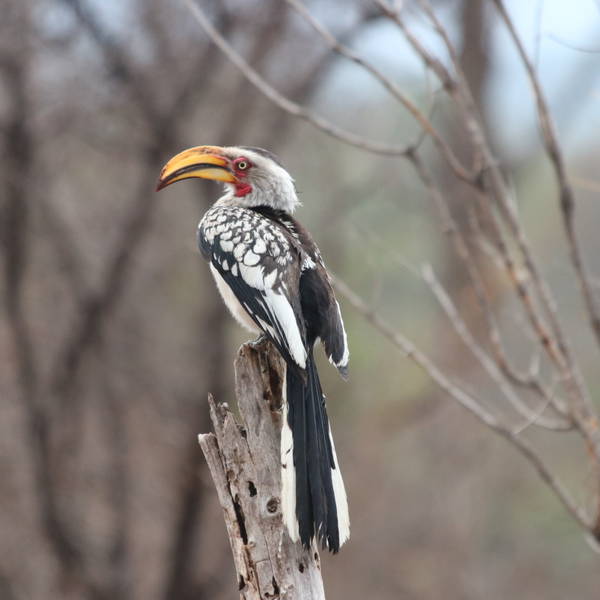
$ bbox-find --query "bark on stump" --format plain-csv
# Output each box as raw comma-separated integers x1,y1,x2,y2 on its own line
198,340,326,599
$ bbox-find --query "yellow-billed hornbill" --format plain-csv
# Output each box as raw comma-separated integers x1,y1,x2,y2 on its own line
156,145,350,552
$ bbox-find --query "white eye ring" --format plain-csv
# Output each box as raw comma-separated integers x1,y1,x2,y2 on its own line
237,160,248,170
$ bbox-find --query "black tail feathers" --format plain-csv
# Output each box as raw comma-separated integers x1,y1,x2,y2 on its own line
282,353,349,553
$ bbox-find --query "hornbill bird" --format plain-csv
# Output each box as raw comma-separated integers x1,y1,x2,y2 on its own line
156,145,350,552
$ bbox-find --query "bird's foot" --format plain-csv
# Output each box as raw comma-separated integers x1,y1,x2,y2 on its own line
248,334,269,350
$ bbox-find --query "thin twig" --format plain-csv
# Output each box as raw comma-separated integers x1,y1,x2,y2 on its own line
183,0,418,157
513,382,561,436
416,0,597,452
492,0,600,350
332,274,593,536
382,0,577,391
285,0,472,181
411,153,568,417
375,0,453,89
422,264,569,430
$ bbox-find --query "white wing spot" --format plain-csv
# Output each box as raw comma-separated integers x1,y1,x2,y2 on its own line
253,239,267,254
233,243,246,260
243,251,260,266
239,263,264,288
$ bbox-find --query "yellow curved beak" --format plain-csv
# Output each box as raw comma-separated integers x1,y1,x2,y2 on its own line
156,146,237,191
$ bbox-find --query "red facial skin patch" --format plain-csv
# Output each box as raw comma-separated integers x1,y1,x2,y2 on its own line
234,182,252,197
232,157,253,197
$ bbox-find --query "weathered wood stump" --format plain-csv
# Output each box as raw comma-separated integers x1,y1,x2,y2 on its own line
198,340,325,599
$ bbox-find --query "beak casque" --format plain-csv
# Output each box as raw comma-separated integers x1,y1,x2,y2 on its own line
156,145,237,191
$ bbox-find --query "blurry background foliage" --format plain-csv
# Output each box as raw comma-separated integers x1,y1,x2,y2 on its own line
1,0,600,599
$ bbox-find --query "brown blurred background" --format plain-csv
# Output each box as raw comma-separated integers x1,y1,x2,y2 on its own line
1,0,600,598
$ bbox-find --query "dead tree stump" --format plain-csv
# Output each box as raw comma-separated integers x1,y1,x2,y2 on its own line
198,340,326,599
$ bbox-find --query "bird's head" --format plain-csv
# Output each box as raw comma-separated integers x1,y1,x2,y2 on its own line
156,145,299,213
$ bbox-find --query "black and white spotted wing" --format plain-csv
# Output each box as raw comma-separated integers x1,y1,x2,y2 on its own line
198,205,309,370
251,206,350,378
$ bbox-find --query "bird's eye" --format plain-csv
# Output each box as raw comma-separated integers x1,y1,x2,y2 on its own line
234,158,250,171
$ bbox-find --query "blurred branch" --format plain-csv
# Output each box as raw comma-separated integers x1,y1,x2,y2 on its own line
257,4,382,148
95,342,131,600
490,0,600,533
1,16,60,572
0,15,110,599
164,7,234,117
331,275,595,538
492,0,600,351
49,2,164,404
410,152,567,414
38,3,236,598
284,0,472,181
547,33,600,54
415,0,587,391
59,0,161,123
48,148,163,401
51,0,225,403
407,0,600,476
421,264,569,430
376,0,487,173
37,194,90,304
183,0,419,157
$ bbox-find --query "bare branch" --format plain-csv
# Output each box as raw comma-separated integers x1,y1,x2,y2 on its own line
59,0,161,122
380,0,578,386
492,0,600,350
410,152,568,418
183,0,418,157
37,194,90,304
49,156,162,404
51,0,228,406
421,264,569,430
547,33,600,54
256,5,383,148
410,0,597,443
285,0,472,181
513,383,562,436
375,0,453,90
332,275,594,538
0,19,111,596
